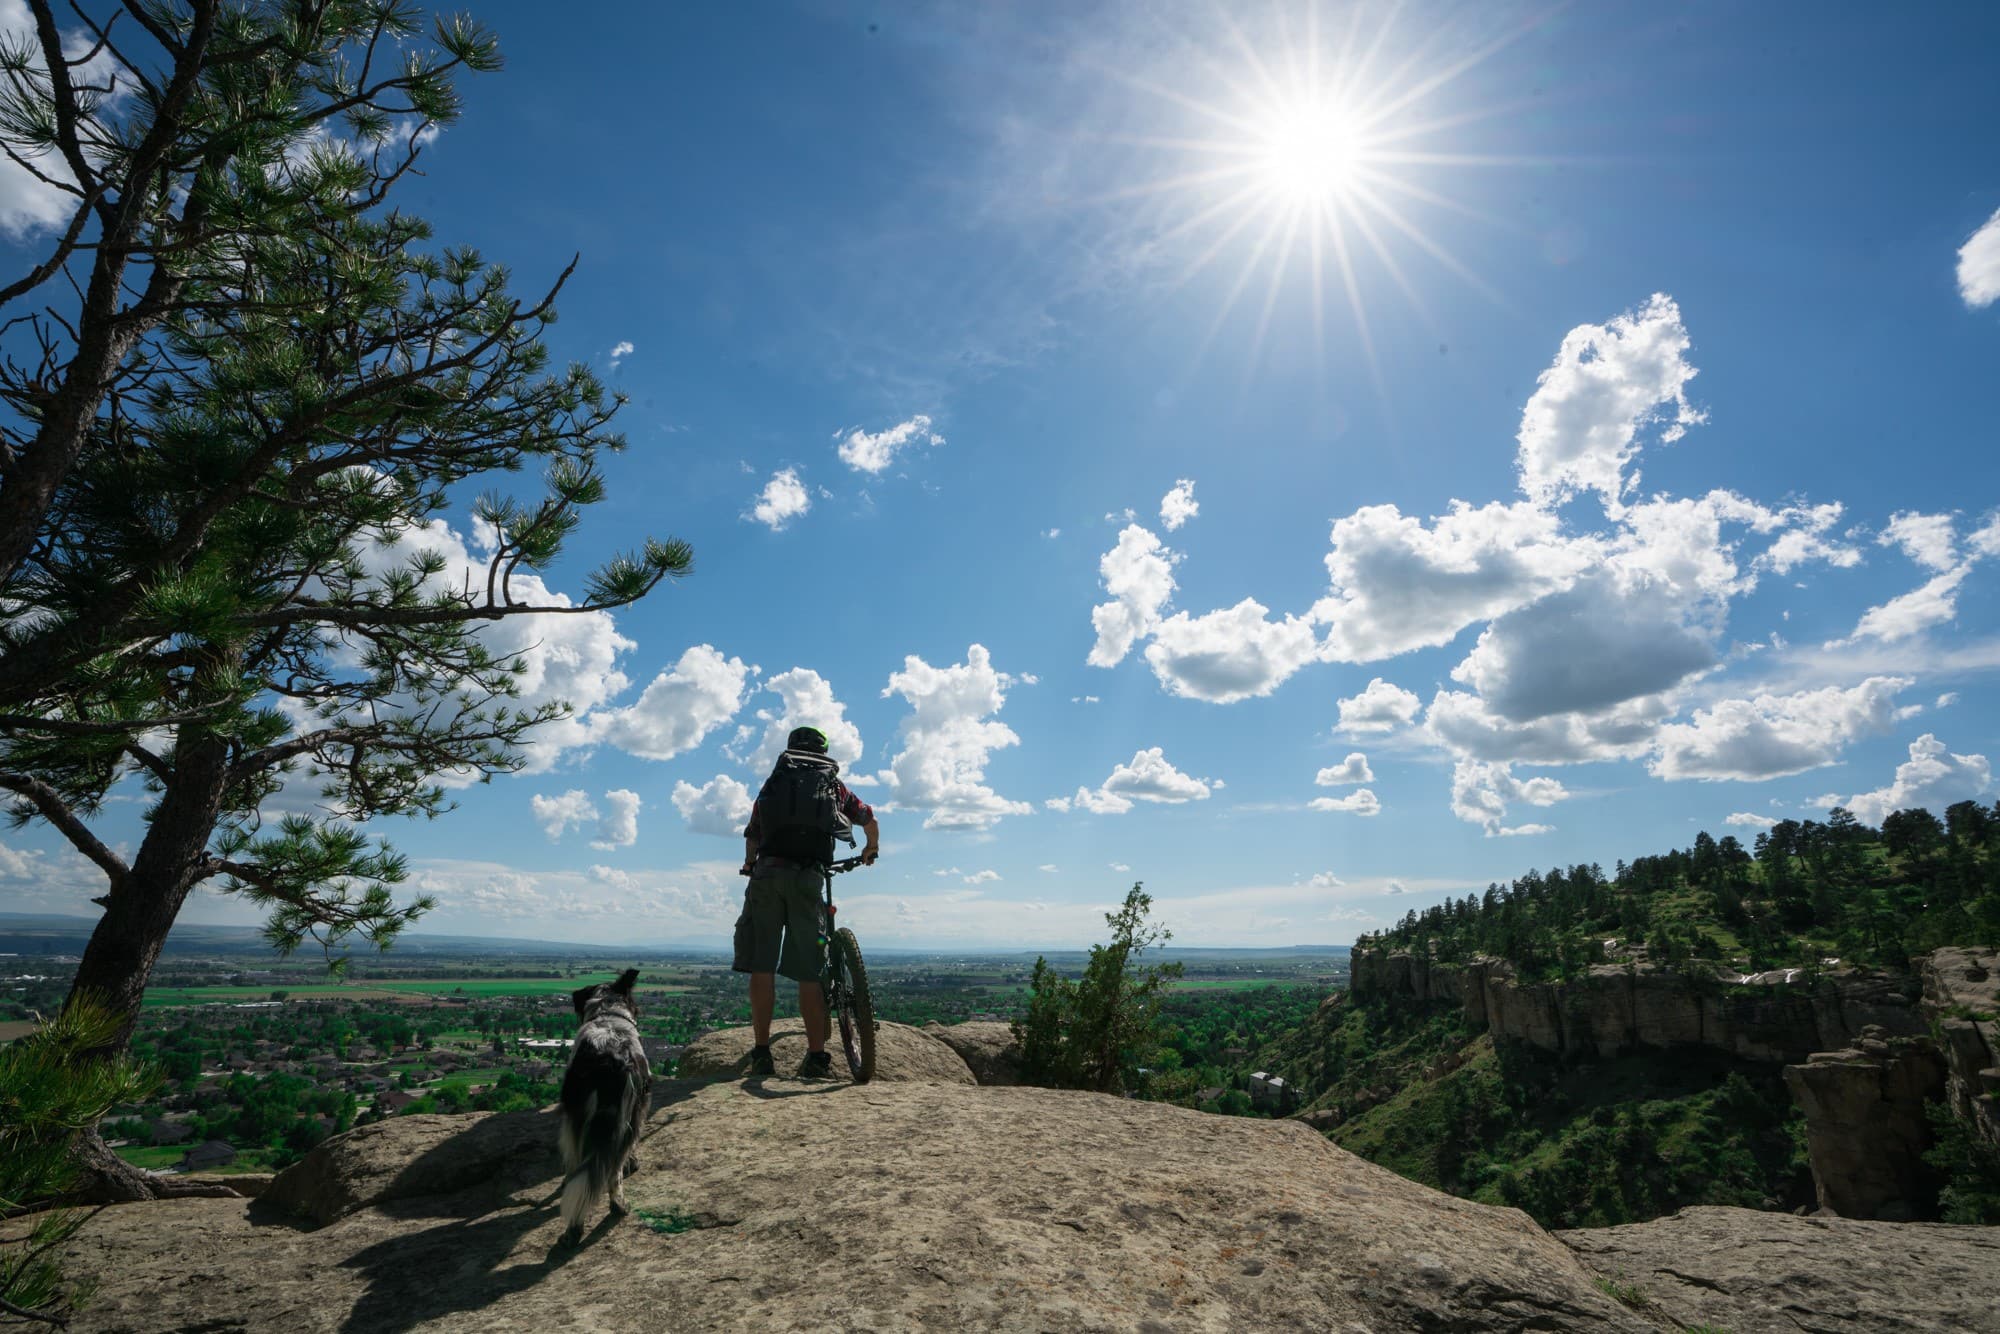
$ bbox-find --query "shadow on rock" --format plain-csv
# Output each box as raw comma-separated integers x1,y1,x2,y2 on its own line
335,1198,599,1334
264,1082,709,1228
738,1078,849,1102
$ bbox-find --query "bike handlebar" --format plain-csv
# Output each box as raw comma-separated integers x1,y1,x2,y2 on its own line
736,855,874,877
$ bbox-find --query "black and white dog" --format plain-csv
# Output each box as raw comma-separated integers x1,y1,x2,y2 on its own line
558,968,652,1241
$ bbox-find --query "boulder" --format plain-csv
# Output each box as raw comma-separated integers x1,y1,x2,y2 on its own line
677,1019,975,1085
33,1079,1656,1333
920,1020,1023,1085
264,1106,564,1227
1561,1205,2000,1333
1783,1027,1949,1220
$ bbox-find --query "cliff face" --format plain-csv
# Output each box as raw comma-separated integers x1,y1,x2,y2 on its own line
1352,947,1998,1221
1350,949,1926,1063
1923,947,2000,1151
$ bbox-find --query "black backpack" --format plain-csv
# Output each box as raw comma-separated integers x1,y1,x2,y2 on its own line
756,753,850,866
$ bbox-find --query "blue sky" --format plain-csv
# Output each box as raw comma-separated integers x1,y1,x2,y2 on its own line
3,1,1999,950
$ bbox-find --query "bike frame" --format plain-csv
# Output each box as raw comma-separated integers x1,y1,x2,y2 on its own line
822,855,868,1071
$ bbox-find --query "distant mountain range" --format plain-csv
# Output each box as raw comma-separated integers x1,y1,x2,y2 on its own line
0,913,726,960
0,912,1351,963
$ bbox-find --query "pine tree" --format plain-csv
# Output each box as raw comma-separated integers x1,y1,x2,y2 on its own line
0,1,505,592
0,5,691,1199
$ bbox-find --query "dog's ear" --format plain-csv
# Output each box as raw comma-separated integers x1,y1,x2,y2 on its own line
612,968,640,993
571,983,597,1017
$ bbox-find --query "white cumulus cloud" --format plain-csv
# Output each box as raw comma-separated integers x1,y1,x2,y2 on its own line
1309,789,1381,816
1846,734,1992,824
1314,501,1597,662
1449,759,1567,835
736,668,865,773
532,789,598,841
1514,292,1705,509
875,645,1031,831
836,415,943,474
592,645,752,761
1144,598,1319,703
1160,478,1199,531
1316,753,1374,786
1649,676,1911,781
671,775,754,838
1958,206,2000,309
591,790,641,850
1088,525,1178,668
1055,747,1215,814
1336,678,1423,734
609,340,634,367
1879,511,1958,571
1725,812,1777,828
749,468,811,530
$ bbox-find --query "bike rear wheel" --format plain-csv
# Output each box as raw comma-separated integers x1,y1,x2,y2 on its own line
831,926,876,1084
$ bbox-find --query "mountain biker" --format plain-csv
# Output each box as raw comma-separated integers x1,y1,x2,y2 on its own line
735,725,880,1077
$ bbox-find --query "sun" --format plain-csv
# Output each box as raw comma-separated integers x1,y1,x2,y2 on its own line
1256,97,1364,205
1094,4,1536,378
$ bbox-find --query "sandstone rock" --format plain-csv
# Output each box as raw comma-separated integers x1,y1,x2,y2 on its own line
264,1105,564,1226
677,1019,975,1085
919,1019,1022,1085
32,1079,1657,1333
1561,1205,2000,1333
1783,1028,1948,1220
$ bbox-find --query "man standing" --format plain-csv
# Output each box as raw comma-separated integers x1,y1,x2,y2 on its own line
735,725,880,1077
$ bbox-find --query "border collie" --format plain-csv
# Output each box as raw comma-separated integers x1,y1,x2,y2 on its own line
558,968,652,1242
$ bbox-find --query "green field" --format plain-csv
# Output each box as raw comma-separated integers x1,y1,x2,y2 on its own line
140,974,696,1007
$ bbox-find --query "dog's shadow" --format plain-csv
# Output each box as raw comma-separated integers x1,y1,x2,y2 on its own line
325,1081,708,1333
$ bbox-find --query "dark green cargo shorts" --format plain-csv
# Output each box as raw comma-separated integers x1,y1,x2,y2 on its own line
731,863,827,983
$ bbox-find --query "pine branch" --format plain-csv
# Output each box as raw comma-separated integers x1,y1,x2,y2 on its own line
0,770,126,885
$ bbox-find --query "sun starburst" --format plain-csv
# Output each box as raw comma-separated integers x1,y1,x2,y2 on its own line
1096,3,1541,381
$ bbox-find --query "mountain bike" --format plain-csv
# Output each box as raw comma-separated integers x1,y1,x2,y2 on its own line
822,855,877,1083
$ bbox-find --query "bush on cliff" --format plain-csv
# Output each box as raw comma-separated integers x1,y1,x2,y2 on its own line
1016,884,1183,1094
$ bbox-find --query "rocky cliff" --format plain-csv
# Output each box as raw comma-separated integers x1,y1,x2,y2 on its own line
21,1021,1998,1333
1352,946,1999,1223
1923,947,2000,1151
1350,948,1926,1063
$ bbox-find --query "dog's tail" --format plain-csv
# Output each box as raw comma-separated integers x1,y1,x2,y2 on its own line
558,1062,645,1238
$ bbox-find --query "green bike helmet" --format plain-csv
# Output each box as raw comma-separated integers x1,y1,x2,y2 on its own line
787,725,830,754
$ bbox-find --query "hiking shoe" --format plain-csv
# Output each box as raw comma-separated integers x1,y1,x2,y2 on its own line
748,1044,776,1077
801,1050,833,1079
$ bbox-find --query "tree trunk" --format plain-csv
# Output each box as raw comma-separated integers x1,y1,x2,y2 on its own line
66,733,230,1055
67,1129,244,1205
60,734,233,1203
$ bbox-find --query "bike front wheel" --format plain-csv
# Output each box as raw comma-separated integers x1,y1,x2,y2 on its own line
831,926,876,1084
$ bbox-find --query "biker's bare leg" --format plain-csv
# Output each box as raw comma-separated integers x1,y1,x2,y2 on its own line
799,980,830,1053
750,971,776,1045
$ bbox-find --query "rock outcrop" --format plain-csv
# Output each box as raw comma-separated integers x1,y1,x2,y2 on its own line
1560,1205,2000,1333
675,1019,976,1085
1352,949,1925,1063
1923,946,2000,1151
1782,1027,1949,1220
921,1019,1023,1085
35,1078,1665,1332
